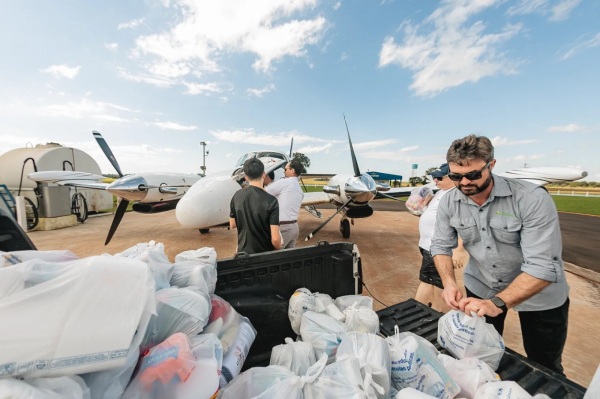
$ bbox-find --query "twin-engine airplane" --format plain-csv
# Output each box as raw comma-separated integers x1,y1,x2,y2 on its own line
29,126,588,245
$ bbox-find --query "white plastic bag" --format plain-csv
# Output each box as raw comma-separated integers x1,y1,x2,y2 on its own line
405,186,433,216
170,262,217,295
438,354,499,399
115,241,174,290
0,256,155,378
303,357,375,399
270,337,317,375
395,387,438,398
82,346,140,399
288,288,324,335
316,293,346,321
437,310,505,371
584,363,600,399
343,302,380,334
1,249,78,267
386,328,460,399
300,311,348,363
141,286,211,352
335,295,373,312
174,247,217,266
474,381,532,399
0,376,90,399
336,331,391,398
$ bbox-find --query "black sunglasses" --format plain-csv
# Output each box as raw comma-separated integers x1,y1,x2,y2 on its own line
448,162,491,182
432,176,444,180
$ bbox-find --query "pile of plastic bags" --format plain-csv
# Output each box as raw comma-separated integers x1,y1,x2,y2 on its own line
0,242,255,399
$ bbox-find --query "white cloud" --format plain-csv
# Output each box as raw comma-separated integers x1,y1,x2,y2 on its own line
118,18,145,30
40,64,81,79
353,138,398,150
247,83,276,97
37,98,134,122
184,82,222,95
152,121,198,130
547,123,587,133
210,128,334,147
105,43,119,51
117,67,174,88
127,0,327,86
549,0,581,21
560,33,600,60
297,143,333,154
490,136,537,146
378,0,522,97
506,0,580,21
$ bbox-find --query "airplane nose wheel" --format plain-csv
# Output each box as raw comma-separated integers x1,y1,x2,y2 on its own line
340,218,350,239
199,228,210,234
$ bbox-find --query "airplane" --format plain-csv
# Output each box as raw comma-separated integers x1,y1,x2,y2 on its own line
29,127,589,245
28,131,202,244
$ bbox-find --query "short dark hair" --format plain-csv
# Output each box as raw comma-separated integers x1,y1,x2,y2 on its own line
288,159,303,176
446,134,494,165
243,157,264,181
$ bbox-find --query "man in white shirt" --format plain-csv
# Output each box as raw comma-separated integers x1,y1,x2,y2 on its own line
265,159,304,248
415,163,462,311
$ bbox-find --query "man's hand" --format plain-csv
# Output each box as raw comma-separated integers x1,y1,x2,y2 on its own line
441,281,463,310
458,297,504,317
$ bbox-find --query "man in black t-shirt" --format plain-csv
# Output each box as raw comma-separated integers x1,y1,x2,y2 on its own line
229,158,282,254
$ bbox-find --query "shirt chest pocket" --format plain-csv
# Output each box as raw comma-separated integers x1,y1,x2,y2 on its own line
449,217,480,244
489,217,522,246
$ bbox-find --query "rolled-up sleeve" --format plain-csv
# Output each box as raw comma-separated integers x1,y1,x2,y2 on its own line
430,196,457,257
519,189,563,282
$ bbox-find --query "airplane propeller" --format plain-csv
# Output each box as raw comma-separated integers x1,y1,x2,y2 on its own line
344,114,361,177
93,131,129,245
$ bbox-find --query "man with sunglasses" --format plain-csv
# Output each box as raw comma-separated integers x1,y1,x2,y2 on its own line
430,135,569,375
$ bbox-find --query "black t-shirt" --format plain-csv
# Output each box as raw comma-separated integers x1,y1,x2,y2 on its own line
230,185,279,254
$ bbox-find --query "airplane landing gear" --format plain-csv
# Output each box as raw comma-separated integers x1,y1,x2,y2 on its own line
199,228,210,234
340,218,350,239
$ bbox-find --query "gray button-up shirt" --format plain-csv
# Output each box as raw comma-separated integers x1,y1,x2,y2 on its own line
430,174,569,311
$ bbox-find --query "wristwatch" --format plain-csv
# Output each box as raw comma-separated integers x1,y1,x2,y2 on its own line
490,296,508,313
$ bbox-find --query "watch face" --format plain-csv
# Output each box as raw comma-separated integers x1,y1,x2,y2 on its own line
492,296,506,308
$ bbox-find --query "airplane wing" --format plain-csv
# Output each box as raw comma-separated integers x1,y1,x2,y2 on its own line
302,191,332,206
28,171,110,190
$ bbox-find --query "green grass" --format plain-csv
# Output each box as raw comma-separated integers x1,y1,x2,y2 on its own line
551,195,600,216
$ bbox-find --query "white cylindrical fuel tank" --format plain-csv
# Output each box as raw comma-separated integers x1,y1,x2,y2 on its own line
0,143,113,213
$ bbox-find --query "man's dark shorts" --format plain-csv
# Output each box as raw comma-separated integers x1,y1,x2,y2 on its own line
419,247,444,289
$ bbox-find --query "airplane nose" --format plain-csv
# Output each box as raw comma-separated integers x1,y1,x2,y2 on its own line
107,175,148,201
345,175,377,204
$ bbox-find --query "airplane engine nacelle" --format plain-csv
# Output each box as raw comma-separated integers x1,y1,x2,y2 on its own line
132,201,177,214
345,205,373,219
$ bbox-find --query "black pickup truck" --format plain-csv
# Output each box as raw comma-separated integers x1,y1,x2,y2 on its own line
0,208,587,398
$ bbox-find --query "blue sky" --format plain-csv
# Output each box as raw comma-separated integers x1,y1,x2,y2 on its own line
1,0,598,181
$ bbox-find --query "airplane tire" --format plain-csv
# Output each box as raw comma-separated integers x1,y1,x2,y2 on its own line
340,219,350,239
199,228,210,234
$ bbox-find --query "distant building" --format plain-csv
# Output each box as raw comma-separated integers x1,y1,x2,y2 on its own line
366,171,403,187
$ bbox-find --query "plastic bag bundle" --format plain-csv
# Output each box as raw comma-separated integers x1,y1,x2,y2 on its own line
170,262,217,295
335,295,373,312
270,337,317,376
386,329,460,399
174,247,217,267
315,293,346,322
437,354,499,399
395,387,438,398
203,295,257,385
343,302,380,334
123,332,220,399
437,310,505,371
303,357,374,399
0,375,90,399
474,381,534,399
300,311,348,363
141,286,211,352
336,332,391,398
1,249,78,267
288,288,324,335
115,241,174,291
0,256,155,378
82,346,140,399
405,186,434,216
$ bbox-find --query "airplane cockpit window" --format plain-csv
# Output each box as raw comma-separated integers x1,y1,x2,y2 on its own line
235,151,288,167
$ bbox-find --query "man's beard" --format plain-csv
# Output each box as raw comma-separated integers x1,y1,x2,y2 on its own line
458,173,493,196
